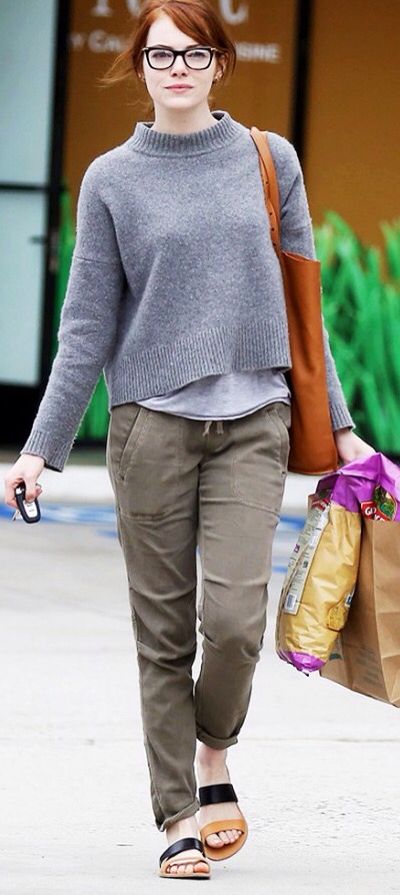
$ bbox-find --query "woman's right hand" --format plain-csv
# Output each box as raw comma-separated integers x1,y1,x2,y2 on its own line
4,454,45,510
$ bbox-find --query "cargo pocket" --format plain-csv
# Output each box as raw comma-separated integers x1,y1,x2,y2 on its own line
113,408,184,520
231,402,290,514
106,402,151,481
268,403,291,476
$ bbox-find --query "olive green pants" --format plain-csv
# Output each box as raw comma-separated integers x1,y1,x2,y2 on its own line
106,400,290,832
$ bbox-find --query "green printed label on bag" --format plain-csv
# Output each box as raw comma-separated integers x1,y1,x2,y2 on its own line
361,485,397,521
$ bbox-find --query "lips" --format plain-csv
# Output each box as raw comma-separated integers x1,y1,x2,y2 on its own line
166,85,193,90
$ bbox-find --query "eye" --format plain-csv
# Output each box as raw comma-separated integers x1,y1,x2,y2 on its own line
186,49,209,59
151,49,171,59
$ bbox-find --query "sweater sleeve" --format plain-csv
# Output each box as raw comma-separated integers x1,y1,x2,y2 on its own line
20,158,126,472
268,134,355,432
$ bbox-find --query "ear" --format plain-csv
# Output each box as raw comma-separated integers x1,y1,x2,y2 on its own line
213,68,224,84
217,52,228,79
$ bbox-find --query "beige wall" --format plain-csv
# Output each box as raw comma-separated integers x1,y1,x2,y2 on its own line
305,0,399,248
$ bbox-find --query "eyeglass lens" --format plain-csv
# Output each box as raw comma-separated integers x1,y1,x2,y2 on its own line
147,48,212,69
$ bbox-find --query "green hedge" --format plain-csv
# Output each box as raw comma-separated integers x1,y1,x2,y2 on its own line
314,212,400,454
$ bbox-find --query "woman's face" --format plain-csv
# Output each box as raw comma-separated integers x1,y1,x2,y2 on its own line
140,12,222,115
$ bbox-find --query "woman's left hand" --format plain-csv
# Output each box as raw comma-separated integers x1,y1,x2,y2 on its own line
334,428,376,465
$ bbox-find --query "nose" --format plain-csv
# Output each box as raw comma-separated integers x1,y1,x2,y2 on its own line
170,54,189,76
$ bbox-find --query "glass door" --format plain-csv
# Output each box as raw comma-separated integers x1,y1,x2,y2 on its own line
0,0,59,387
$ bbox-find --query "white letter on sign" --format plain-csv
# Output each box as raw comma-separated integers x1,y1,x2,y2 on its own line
126,0,142,15
91,0,113,16
219,0,249,25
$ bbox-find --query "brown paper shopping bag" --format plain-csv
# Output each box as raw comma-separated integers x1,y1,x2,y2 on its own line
320,517,400,706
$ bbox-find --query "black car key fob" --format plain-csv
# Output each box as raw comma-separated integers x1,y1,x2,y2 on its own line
14,483,41,523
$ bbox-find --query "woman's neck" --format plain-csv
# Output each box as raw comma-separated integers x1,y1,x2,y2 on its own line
151,102,218,134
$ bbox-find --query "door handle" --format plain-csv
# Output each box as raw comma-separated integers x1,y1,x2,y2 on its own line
29,229,59,272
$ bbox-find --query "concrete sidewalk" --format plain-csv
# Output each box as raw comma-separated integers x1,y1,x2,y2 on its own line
1,504,400,894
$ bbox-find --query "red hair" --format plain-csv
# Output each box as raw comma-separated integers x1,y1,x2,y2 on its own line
99,0,236,101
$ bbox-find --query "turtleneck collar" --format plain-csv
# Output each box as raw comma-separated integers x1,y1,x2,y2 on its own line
128,110,244,157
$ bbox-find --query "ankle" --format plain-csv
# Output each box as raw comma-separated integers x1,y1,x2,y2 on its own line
196,743,227,771
166,814,199,845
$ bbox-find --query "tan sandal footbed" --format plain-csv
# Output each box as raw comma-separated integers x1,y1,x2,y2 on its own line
198,783,248,862
199,816,248,861
159,836,211,879
159,857,211,878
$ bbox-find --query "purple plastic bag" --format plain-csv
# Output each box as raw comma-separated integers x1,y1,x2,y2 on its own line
316,452,400,520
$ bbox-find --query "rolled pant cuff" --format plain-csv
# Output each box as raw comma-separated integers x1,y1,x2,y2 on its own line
159,797,200,833
196,726,238,749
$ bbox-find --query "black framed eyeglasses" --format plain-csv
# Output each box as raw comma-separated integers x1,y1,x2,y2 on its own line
141,45,219,70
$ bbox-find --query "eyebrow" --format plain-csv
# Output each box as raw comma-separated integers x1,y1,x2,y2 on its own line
148,44,207,49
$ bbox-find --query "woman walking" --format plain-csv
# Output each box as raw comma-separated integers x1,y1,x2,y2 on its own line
4,0,373,880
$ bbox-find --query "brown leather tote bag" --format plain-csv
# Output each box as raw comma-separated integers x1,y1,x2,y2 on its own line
250,126,339,475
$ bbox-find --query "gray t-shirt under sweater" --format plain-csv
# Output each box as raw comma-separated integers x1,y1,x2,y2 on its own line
138,369,290,419
20,109,353,472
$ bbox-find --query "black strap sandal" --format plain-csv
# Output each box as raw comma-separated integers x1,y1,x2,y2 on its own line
159,836,211,878
198,784,248,861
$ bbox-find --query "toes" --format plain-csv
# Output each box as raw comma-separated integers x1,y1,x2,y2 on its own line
197,862,210,873
206,833,225,847
168,863,182,874
218,831,231,845
230,829,243,841
206,829,243,847
224,830,236,842
169,864,183,875
226,828,242,840
167,861,209,875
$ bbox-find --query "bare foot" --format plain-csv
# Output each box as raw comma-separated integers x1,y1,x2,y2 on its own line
164,815,210,876
196,744,244,849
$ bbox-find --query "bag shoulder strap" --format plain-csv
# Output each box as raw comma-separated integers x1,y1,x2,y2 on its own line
249,127,281,256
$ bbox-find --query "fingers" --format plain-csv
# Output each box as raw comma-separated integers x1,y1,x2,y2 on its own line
4,483,19,510
24,480,42,503
4,459,45,510
5,481,43,510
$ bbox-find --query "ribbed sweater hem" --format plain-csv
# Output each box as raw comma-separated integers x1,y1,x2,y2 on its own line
329,402,355,432
21,392,354,474
108,320,291,405
20,430,72,473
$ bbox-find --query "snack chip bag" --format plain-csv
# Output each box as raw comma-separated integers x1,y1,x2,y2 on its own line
276,494,361,674
276,453,400,675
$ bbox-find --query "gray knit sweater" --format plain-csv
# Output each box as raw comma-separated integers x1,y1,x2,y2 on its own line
21,109,353,472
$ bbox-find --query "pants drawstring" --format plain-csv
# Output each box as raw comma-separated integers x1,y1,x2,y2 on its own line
202,419,225,437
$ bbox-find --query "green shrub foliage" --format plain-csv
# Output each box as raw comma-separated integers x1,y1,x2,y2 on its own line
315,213,400,454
